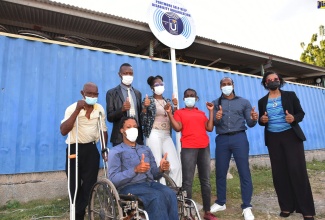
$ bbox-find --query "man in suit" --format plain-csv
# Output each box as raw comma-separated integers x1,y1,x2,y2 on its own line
106,63,144,146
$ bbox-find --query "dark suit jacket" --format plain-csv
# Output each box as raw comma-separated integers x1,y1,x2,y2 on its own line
258,90,306,146
106,85,144,145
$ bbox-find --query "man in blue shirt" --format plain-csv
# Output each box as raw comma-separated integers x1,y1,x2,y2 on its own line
107,116,178,220
210,77,258,220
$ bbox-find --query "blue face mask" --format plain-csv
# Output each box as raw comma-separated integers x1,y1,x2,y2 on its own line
85,96,97,105
184,97,196,107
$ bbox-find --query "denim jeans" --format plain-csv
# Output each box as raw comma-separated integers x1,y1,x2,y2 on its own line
214,132,253,209
181,146,212,212
119,181,178,220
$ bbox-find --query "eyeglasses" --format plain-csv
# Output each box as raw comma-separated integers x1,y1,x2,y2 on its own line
266,78,279,83
153,82,164,87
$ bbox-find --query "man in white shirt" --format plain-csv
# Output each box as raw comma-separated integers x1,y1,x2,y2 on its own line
60,82,108,220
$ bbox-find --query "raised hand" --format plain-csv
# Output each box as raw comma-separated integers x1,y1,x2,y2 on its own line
160,153,170,172
164,102,172,113
135,154,150,173
260,112,268,123
76,100,86,112
250,107,258,121
206,102,214,111
144,94,150,107
216,105,223,120
285,110,294,123
122,97,131,112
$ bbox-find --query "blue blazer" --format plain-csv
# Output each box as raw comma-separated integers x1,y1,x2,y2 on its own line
258,90,306,146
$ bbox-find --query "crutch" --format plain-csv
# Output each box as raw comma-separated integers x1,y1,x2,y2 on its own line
68,117,78,220
98,111,108,178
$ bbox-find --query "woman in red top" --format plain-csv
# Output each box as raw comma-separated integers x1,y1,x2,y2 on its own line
166,88,217,220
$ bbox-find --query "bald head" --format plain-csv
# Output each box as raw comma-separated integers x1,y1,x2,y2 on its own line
82,82,98,98
83,82,98,91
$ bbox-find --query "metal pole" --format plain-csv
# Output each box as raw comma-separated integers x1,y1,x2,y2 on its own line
170,48,181,159
98,112,108,178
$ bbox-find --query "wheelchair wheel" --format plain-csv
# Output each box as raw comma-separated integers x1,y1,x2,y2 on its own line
162,173,178,188
88,179,123,220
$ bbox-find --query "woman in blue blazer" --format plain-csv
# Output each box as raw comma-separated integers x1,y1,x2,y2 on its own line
258,71,315,220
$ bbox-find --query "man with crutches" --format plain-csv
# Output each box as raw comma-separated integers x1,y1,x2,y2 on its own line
60,82,108,220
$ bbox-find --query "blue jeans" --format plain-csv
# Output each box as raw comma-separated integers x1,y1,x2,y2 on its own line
214,132,253,209
119,181,178,220
181,146,212,212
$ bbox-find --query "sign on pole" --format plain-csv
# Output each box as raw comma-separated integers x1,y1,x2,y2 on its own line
148,0,196,49
148,0,196,163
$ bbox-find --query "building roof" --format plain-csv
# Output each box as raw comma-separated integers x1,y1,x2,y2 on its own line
1,0,324,86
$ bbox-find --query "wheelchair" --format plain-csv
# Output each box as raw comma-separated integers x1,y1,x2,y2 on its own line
87,116,201,219
88,172,202,220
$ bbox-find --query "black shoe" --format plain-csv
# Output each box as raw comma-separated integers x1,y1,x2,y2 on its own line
303,217,314,220
279,211,290,218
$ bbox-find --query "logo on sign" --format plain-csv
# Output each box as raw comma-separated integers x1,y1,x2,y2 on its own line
153,10,192,39
162,13,183,35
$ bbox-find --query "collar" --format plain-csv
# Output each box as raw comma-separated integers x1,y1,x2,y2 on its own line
182,107,199,111
221,94,238,100
120,83,132,91
120,142,138,149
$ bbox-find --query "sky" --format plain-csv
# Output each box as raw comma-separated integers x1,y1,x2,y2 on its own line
53,0,324,61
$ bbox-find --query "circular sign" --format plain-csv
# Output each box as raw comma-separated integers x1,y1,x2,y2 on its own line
148,0,196,49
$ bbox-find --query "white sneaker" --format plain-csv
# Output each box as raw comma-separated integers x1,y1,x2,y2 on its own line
210,203,226,212
242,207,254,220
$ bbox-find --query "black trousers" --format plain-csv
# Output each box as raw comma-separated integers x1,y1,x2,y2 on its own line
65,142,100,220
266,129,315,216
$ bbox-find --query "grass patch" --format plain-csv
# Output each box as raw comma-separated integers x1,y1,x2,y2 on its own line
306,159,325,171
193,165,274,203
0,197,69,220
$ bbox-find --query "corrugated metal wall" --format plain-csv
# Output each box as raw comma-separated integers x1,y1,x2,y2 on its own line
1,35,324,174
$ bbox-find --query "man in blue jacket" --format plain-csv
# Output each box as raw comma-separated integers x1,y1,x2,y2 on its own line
107,116,178,220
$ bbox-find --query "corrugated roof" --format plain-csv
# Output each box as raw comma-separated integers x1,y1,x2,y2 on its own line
0,0,324,85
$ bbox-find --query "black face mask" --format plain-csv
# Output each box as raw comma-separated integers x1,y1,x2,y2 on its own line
266,81,280,91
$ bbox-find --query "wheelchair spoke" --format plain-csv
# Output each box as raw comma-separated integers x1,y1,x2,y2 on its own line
89,180,118,220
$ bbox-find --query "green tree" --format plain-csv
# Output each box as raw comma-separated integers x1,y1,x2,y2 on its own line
300,25,325,67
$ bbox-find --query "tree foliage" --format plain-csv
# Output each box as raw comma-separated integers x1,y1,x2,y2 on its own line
300,25,325,67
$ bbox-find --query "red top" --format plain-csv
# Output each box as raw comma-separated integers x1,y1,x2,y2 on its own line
174,108,209,148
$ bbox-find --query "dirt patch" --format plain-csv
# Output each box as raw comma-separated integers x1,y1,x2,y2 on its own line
251,170,325,220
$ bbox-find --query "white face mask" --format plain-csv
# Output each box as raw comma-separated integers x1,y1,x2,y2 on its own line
221,85,233,96
184,97,196,107
122,75,133,85
154,86,165,95
125,127,138,142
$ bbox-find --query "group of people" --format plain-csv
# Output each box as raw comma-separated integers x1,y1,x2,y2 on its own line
60,63,316,220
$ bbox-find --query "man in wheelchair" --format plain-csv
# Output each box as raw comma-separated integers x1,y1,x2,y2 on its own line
107,116,179,219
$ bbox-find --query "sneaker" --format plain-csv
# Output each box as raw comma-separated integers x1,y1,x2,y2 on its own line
210,203,226,212
204,212,218,220
242,207,255,220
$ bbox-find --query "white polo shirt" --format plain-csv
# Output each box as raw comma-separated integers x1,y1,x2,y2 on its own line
61,102,108,144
